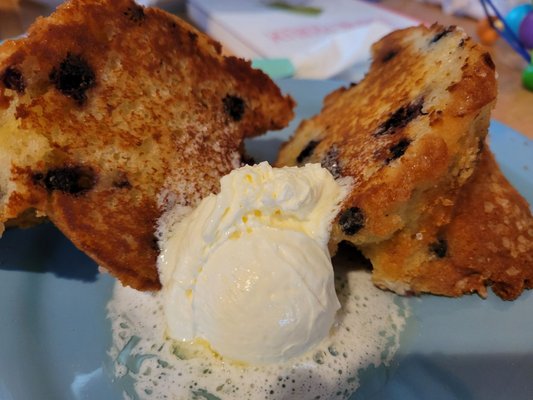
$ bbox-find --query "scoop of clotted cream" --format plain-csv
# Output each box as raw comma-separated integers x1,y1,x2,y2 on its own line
157,162,350,365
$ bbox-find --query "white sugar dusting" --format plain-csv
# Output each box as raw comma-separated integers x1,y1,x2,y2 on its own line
107,264,409,400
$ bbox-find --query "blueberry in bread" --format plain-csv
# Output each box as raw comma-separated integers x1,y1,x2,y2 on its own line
0,0,295,290
277,24,497,247
365,149,533,300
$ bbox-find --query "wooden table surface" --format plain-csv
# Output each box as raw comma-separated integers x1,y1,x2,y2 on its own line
1,0,531,138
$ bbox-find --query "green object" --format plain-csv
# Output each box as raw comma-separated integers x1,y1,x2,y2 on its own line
268,1,322,15
252,58,295,79
522,63,533,91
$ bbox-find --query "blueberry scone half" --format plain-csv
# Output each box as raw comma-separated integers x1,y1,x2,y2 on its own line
364,149,533,300
277,24,497,248
0,0,295,290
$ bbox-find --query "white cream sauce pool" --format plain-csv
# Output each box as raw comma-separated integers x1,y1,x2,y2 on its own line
107,264,409,400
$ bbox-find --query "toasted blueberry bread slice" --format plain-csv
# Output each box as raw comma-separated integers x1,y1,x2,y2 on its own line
277,24,497,247
0,0,294,290
365,149,533,300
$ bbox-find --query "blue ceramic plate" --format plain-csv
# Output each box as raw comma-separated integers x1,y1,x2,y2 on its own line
0,79,532,400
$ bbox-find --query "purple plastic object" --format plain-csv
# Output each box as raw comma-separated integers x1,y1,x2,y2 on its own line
505,3,533,36
519,12,533,49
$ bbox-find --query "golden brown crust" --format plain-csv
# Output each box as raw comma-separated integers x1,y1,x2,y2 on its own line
366,149,533,300
0,0,294,290
277,24,497,246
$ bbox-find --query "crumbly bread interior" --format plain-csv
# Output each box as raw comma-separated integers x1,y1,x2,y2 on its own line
365,149,533,300
277,24,497,247
0,0,294,290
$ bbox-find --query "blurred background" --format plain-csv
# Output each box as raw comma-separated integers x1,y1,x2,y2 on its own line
0,0,531,137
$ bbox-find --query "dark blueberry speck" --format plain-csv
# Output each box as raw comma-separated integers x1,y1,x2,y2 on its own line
482,52,495,70
429,239,448,258
33,166,96,195
223,95,245,121
374,98,425,136
113,178,132,189
49,53,96,105
296,140,320,164
124,5,145,23
382,49,398,63
430,26,456,44
386,138,411,164
188,31,198,43
339,207,365,236
1,66,25,93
